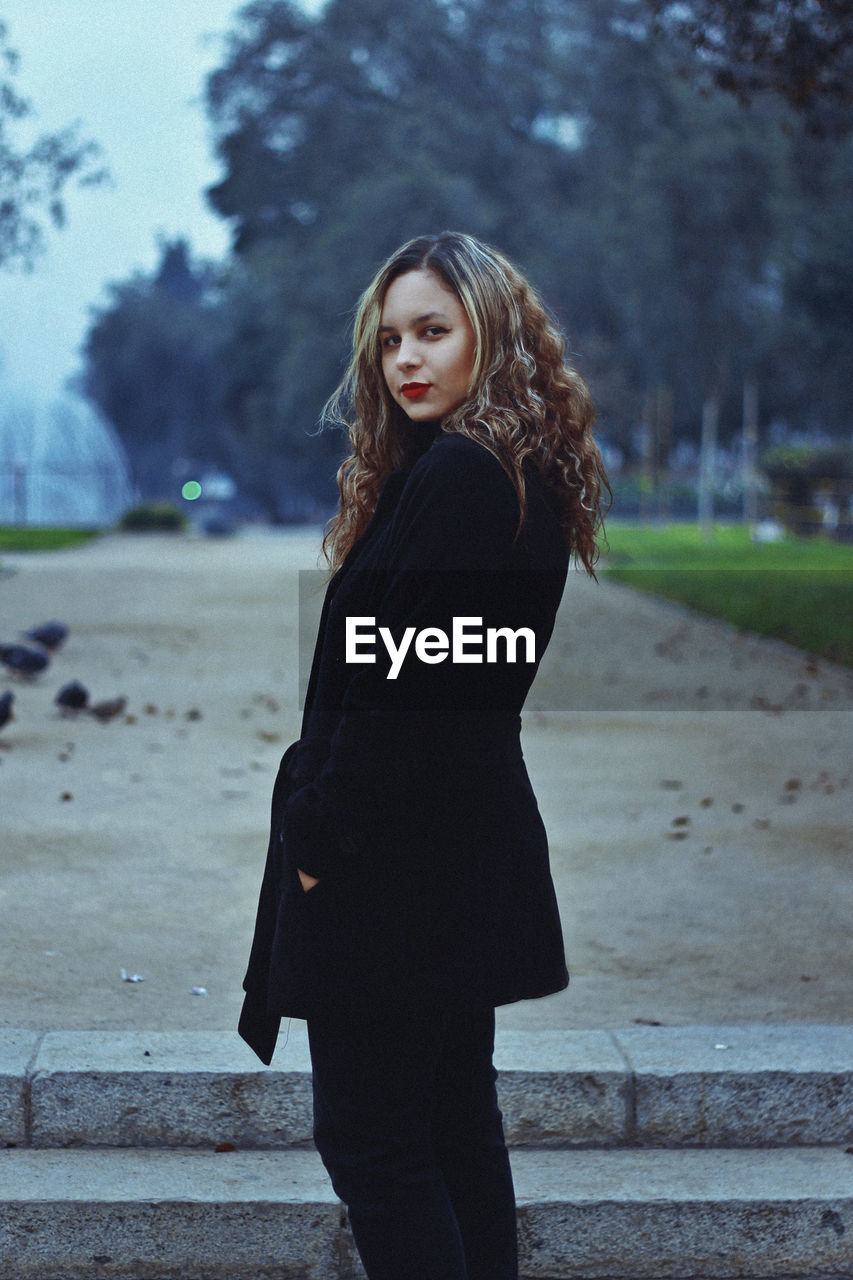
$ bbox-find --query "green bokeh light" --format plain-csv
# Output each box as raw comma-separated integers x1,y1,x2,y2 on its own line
182,480,203,501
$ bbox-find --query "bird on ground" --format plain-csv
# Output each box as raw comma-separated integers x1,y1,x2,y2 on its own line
89,696,127,723
25,620,69,651
55,680,89,713
0,644,49,678
0,690,14,732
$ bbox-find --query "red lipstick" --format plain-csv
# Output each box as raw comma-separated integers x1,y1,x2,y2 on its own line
401,383,430,399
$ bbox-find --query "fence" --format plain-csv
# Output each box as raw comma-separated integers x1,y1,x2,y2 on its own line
0,462,132,527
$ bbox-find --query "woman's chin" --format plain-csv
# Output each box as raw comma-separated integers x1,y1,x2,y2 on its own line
399,400,436,420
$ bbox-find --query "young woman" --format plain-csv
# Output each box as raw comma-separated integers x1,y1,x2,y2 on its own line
239,231,609,1280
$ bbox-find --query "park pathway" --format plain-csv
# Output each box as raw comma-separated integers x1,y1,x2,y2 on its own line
0,529,850,1033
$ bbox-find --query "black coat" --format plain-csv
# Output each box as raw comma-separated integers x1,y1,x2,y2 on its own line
239,431,570,1064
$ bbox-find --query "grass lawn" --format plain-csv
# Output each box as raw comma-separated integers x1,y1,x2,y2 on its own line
601,522,853,668
0,527,101,552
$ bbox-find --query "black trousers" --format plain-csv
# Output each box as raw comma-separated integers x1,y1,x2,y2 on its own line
306,999,519,1280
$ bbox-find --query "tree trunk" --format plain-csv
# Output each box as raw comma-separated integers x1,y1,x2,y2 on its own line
742,380,759,529
698,395,719,544
656,384,673,522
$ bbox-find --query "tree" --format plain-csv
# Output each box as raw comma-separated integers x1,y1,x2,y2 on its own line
206,0,583,261
530,6,796,451
773,129,853,430
644,0,853,135
637,3,853,428
0,20,107,269
191,0,849,520
83,240,231,500
203,0,592,491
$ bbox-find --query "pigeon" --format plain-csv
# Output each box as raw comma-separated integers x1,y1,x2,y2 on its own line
0,690,14,732
0,644,49,678
25,620,68,651
55,680,89,712
89,696,127,723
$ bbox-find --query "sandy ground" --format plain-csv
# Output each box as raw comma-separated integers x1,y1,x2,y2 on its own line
0,529,850,1035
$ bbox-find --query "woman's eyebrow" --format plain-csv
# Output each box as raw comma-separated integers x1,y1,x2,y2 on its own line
378,311,449,332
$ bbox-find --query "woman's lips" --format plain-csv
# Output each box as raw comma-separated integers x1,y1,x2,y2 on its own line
401,383,430,399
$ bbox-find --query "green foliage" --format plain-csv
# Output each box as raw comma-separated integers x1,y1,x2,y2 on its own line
763,444,853,481
119,503,187,532
761,443,853,513
603,523,853,665
0,527,100,551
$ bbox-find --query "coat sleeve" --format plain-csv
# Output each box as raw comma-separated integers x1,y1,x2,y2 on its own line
237,739,300,1063
280,435,523,879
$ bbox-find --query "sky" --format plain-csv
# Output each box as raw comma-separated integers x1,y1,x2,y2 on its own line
0,0,250,407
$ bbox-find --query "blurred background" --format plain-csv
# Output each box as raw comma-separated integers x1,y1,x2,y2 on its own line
0,0,851,537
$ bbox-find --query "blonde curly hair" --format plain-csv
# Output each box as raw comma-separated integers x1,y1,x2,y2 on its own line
322,231,610,576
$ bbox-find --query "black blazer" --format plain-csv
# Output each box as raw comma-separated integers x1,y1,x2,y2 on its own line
239,431,570,1064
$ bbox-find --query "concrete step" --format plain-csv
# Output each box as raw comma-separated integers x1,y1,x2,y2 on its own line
0,1145,851,1280
3,1025,852,1150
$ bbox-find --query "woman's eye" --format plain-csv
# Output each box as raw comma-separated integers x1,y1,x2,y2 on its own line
381,335,400,349
425,326,448,338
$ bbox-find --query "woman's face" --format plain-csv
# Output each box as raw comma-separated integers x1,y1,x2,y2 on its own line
379,268,477,421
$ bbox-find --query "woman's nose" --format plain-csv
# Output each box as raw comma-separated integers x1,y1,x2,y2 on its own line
396,339,421,369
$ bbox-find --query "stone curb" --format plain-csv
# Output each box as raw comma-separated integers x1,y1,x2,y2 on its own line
0,1146,851,1279
2,1025,851,1152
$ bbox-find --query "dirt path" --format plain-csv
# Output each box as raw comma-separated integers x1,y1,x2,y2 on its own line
1,530,850,1033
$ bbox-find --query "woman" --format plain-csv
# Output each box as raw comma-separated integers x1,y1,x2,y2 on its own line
239,231,609,1280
